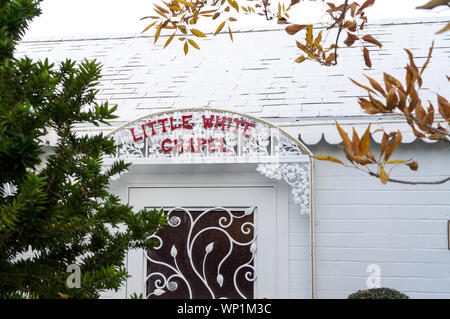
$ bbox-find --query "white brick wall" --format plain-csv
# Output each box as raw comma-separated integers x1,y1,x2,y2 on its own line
288,141,450,299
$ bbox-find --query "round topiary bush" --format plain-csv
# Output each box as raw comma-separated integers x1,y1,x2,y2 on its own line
348,288,409,299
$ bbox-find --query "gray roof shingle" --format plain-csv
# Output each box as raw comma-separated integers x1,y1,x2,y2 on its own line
17,17,450,144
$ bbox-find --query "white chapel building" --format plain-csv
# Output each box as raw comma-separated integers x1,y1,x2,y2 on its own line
19,17,450,299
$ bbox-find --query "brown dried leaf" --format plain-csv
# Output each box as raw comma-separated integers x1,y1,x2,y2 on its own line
417,0,450,9
343,20,357,32
380,132,389,157
369,93,387,112
359,98,379,114
415,102,430,132
437,94,450,120
313,156,345,165
358,0,375,13
350,78,376,94
384,132,402,161
420,41,434,77
285,24,308,35
362,34,382,48
344,32,359,47
367,150,376,162
397,91,407,113
412,126,427,138
363,46,372,68
409,86,420,113
386,88,399,110
384,73,404,92
407,161,419,171
325,53,336,64
424,103,435,126
364,75,386,97
350,2,359,17
352,155,373,165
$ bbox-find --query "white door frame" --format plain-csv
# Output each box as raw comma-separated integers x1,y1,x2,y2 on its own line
114,168,290,299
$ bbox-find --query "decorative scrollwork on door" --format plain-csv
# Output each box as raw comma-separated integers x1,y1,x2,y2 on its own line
146,207,256,299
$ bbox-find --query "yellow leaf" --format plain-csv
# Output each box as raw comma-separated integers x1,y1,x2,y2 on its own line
295,55,307,63
183,41,189,55
190,29,207,37
154,4,169,13
215,21,226,35
436,22,450,34
228,25,233,42
306,25,313,46
141,21,157,34
178,0,195,7
154,9,168,19
154,24,162,44
231,0,239,12
379,166,389,184
383,160,407,164
336,122,352,151
352,128,361,156
313,31,322,50
188,39,200,50
360,125,371,156
169,5,183,11
313,156,345,165
163,32,176,49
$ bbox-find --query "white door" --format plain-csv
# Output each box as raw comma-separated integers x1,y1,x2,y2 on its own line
126,185,282,299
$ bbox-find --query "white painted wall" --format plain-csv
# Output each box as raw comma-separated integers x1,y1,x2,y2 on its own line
302,141,450,299
102,141,449,299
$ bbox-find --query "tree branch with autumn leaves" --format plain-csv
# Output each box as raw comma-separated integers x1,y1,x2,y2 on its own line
314,43,450,185
141,0,450,185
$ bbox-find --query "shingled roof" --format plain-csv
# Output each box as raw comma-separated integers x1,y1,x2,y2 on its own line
17,17,450,145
